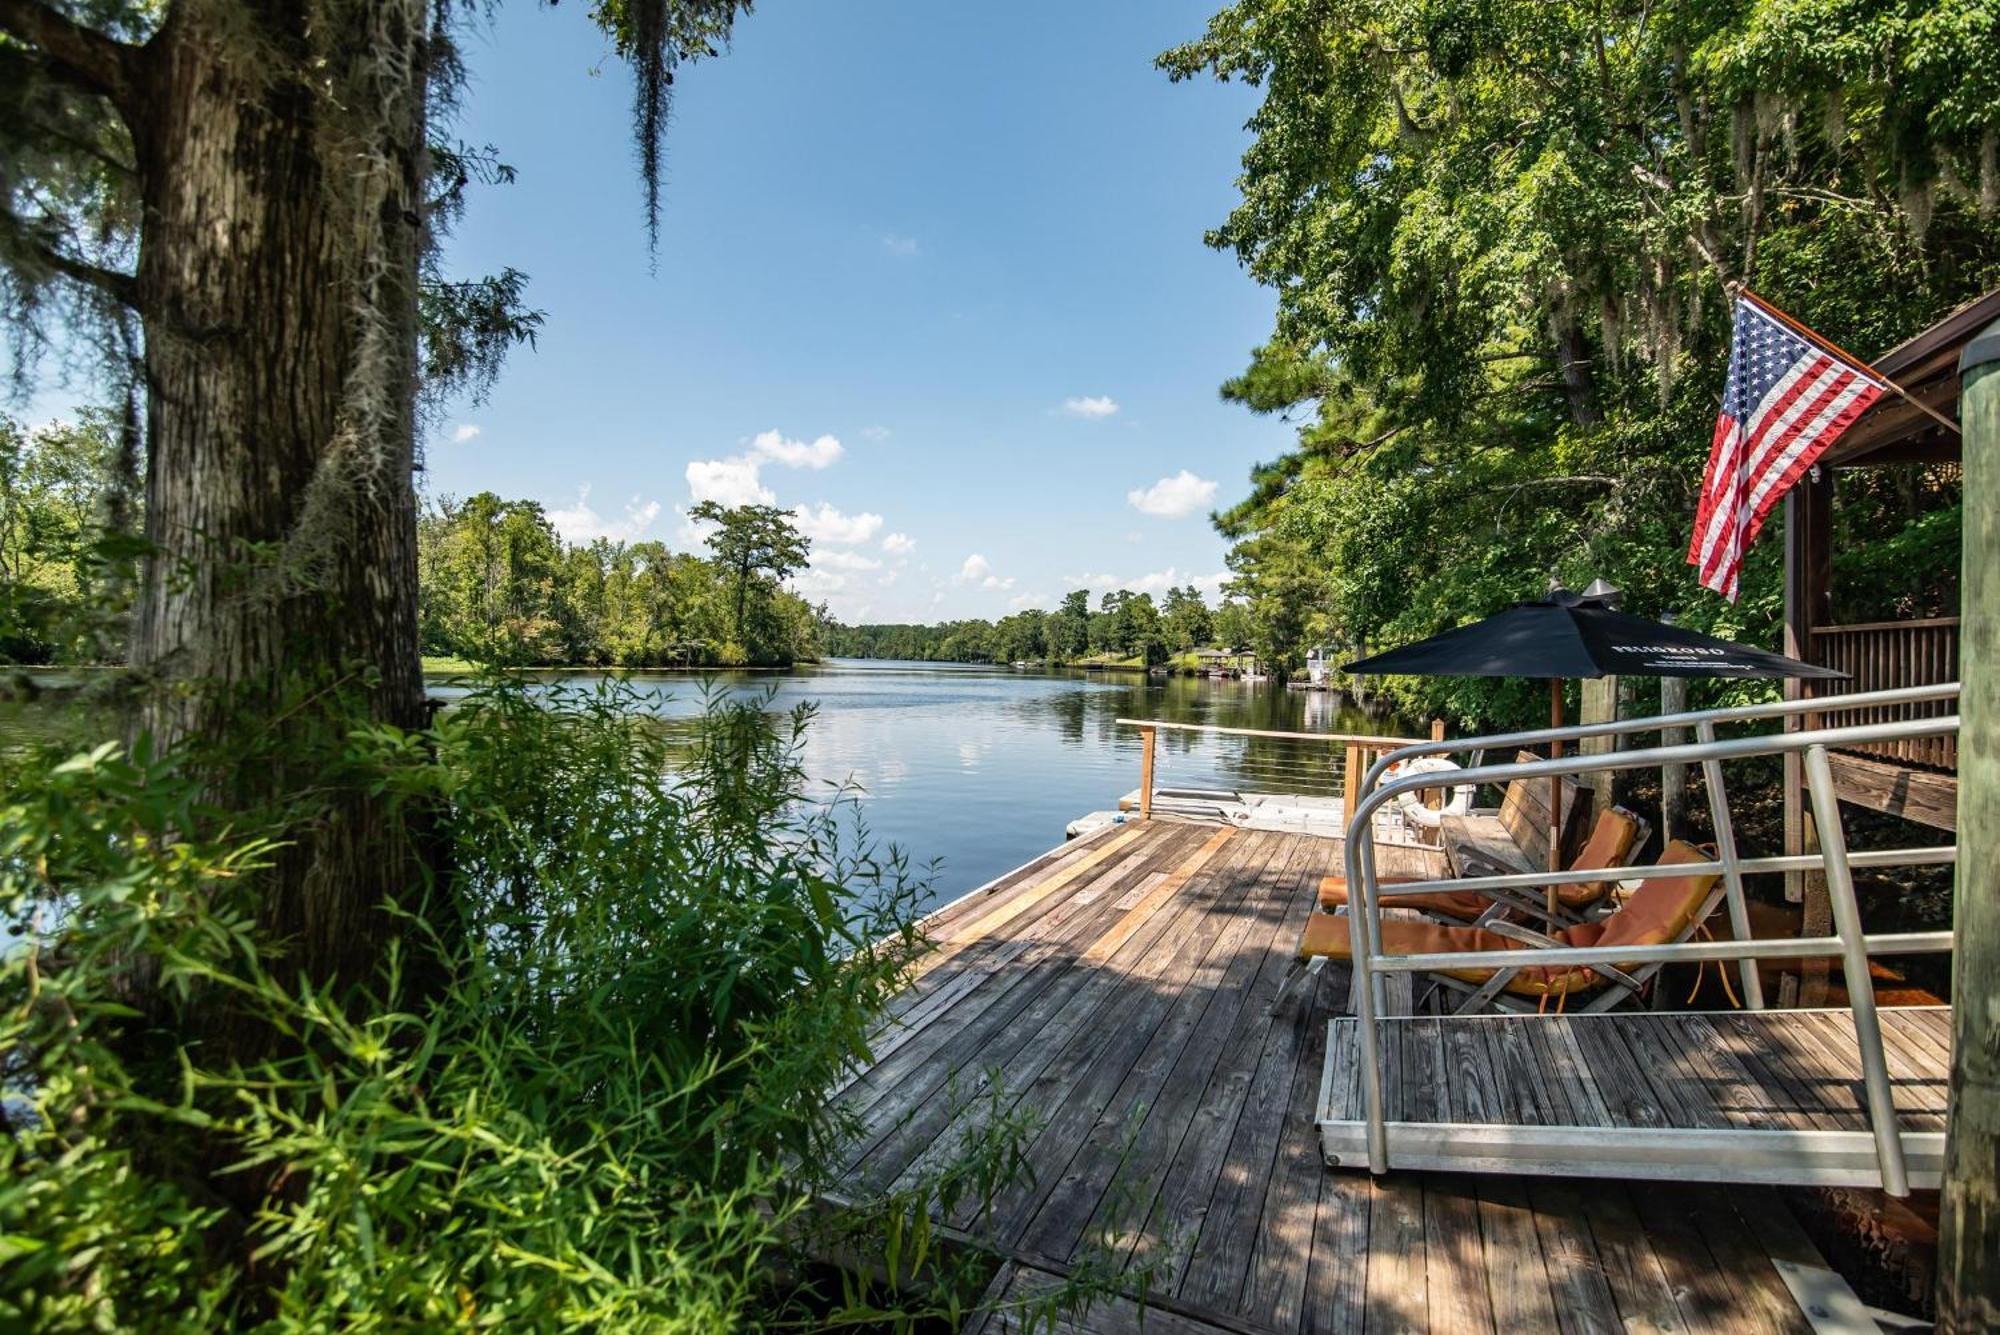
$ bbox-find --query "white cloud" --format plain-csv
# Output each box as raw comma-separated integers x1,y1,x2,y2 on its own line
955,553,1015,591
1127,469,1219,519
812,549,883,573
751,429,844,470
686,456,775,507
1064,567,1231,600
881,532,916,555
791,502,883,545
790,568,848,596
449,423,482,444
1061,395,1120,420
1008,593,1046,611
861,425,892,442
881,234,920,257
548,486,664,545
684,429,848,513
878,570,900,587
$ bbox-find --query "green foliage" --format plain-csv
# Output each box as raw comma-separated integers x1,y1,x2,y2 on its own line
824,585,1245,668
1164,0,1999,728
0,679,1091,1328
0,411,134,664
689,500,812,652
417,492,821,668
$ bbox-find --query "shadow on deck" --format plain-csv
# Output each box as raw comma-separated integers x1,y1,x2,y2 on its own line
821,817,1877,1334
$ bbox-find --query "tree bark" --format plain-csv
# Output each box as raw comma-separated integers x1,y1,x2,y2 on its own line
127,0,435,1024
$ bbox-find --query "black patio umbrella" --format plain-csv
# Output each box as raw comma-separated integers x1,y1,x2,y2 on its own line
1345,583,1843,897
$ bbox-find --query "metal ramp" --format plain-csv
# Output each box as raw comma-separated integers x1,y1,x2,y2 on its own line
1317,1008,1950,1189
1329,684,1960,1195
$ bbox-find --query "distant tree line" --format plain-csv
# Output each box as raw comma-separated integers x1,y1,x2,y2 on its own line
418,495,822,668
0,434,827,672
823,585,1255,666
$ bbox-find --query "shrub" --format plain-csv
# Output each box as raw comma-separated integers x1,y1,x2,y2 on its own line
1,676,1082,1329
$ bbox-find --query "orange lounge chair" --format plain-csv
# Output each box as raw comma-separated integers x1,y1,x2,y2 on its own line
1300,840,1723,1014
1317,806,1648,927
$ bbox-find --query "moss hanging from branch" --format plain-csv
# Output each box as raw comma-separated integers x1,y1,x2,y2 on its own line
588,0,751,249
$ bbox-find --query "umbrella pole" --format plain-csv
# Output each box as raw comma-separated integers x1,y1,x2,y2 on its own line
1548,679,1563,916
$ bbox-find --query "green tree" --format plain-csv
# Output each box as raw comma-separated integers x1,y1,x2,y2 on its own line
688,501,811,658
0,413,127,662
1164,0,2000,725
1047,588,1092,662
0,0,757,1050
1161,584,1212,651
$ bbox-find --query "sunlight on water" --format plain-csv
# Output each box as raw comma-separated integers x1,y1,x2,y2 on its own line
428,660,1412,910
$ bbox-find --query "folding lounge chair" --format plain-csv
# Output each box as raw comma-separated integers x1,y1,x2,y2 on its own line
1298,840,1723,1014
1316,806,1648,928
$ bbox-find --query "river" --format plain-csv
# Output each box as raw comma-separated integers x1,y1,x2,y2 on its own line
3,659,1413,914
430,658,1410,910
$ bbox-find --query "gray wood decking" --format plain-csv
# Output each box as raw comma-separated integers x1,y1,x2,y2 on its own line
824,817,1871,1334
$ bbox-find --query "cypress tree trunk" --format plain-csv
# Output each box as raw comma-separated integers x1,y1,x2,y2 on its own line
127,0,434,1019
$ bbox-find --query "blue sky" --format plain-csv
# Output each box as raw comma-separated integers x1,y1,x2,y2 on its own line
427,0,1292,622
23,2,1293,624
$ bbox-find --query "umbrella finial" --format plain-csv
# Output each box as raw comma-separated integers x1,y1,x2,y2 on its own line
1581,577,1623,609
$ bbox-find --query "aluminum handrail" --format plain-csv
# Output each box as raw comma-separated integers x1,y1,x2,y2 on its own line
1355,681,1959,799
1340,709,1958,1197
1113,718,1425,747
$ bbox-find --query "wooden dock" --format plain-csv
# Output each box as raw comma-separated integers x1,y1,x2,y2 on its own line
824,817,1879,1333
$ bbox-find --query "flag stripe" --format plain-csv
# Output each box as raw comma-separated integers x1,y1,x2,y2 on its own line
1687,299,1885,601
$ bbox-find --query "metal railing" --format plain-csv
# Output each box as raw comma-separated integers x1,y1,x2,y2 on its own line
1114,718,1432,821
1348,682,1960,1010
1339,700,1960,1197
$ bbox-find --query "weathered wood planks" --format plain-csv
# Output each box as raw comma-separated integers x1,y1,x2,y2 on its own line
819,819,1860,1335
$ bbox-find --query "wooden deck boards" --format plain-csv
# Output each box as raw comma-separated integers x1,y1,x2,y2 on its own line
824,818,1858,1334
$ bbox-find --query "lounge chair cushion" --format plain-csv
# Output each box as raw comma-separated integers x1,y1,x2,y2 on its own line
1299,840,1719,999
1317,875,1491,921
1317,806,1644,921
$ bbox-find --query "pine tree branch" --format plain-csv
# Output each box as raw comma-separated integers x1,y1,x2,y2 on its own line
0,0,141,115
0,204,139,308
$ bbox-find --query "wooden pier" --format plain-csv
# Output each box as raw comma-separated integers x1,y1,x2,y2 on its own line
824,817,1880,1333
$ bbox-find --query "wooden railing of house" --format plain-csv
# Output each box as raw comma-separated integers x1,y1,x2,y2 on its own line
1809,617,1960,770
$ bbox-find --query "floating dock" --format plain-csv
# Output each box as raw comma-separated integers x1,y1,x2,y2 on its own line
824,816,1879,1332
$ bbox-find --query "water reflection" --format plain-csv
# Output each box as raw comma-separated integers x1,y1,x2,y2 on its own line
428,659,1411,909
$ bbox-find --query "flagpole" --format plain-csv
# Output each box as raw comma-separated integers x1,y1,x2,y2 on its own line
1735,284,1961,436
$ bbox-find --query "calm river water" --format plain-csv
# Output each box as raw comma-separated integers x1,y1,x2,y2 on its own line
432,659,1409,910
3,660,1411,914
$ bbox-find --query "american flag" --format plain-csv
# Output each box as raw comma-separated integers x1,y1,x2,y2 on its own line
1687,297,1885,601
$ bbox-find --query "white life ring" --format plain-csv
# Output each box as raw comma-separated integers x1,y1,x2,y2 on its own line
1383,755,1473,830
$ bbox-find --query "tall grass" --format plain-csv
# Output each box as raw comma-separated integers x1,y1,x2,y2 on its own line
0,676,1104,1329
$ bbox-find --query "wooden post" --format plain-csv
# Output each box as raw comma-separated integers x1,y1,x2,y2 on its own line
1661,675,1690,844
1579,674,1621,817
1427,718,1446,808
1343,741,1363,831
1938,317,2000,1331
1138,725,1156,821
